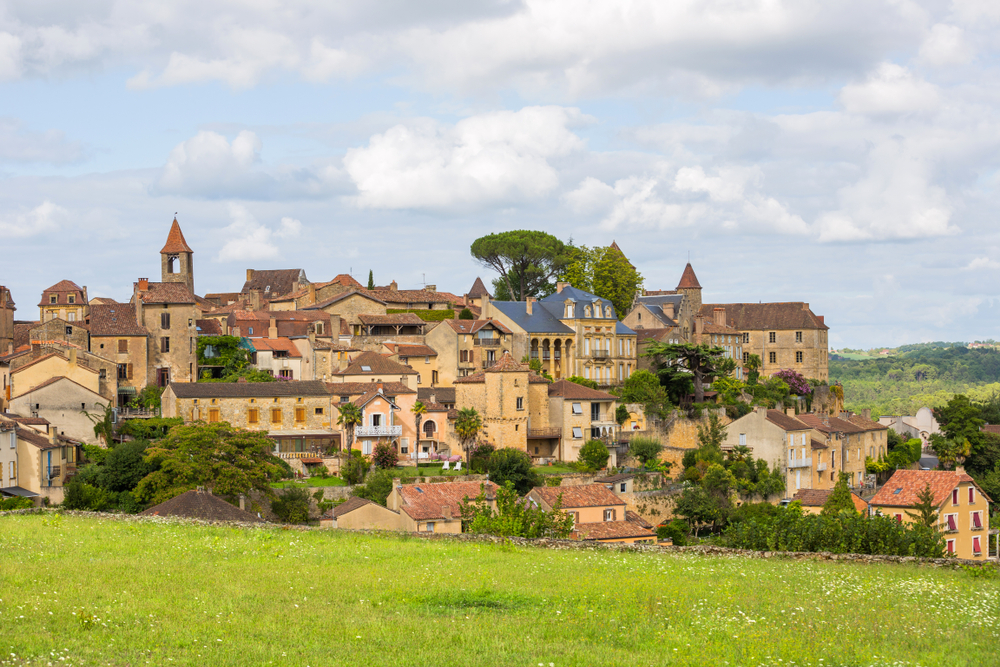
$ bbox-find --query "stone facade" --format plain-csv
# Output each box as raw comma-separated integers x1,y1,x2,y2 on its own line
38,280,88,323
0,286,15,355
9,376,106,444
26,319,89,349
9,344,116,402
424,319,515,386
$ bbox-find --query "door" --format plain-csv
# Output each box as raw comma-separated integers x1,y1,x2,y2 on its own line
795,469,801,490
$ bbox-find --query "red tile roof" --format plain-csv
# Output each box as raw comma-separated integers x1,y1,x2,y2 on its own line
196,319,223,335
397,481,499,521
574,521,656,541
38,280,84,306
137,282,196,305
305,289,386,310
698,302,827,331
869,469,986,508
792,488,868,513
337,351,416,376
367,288,455,305
327,381,415,396
676,263,701,289
531,483,624,509
386,343,437,357
796,413,863,434
765,409,810,432
249,337,302,357
444,319,512,335
160,218,194,254
547,379,616,400
88,304,149,337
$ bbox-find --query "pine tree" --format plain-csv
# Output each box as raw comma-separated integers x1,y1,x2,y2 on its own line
367,270,375,290
906,482,939,528
821,473,858,516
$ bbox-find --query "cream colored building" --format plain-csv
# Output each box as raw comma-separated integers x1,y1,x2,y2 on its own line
382,342,441,389
328,351,419,391
798,412,888,490
545,379,618,464
424,318,514,386
9,376,106,445
38,280,88,323
87,303,150,405
723,408,817,496
0,417,80,506
386,480,499,533
9,344,117,403
527,483,655,544
322,496,400,530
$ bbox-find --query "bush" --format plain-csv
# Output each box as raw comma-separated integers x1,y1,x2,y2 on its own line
81,444,109,465
341,454,370,486
62,481,116,512
352,469,395,506
97,440,157,493
371,442,398,470
629,436,663,468
487,448,540,495
0,496,33,511
271,486,311,524
578,440,610,471
657,519,688,546
468,441,495,474
118,417,183,441
458,308,475,320
272,456,294,480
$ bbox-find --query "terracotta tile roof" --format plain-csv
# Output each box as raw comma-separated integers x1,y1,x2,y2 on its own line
982,425,1000,435
15,426,69,450
387,344,437,357
811,438,828,450
676,263,701,289
241,269,308,297
869,469,988,508
698,302,828,331
625,510,653,529
531,483,625,509
332,495,390,518
88,304,148,337
305,289,386,310
468,277,491,298
797,413,863,434
141,489,265,522
38,280,84,306
792,488,868,512
357,313,425,326
483,352,529,373
574,521,656,541
398,481,499,521
421,401,450,413
765,410,810,432
351,387,402,409
328,381,415,396
311,340,359,352
168,380,331,399
444,319,512,335
454,368,548,384
1,412,50,426
417,387,456,404
250,338,302,358
19,375,102,397
137,282,196,305
700,321,741,335
846,413,889,431
196,319,223,335
367,288,455,305
204,292,242,304
547,379,616,400
338,351,416,376
160,219,194,254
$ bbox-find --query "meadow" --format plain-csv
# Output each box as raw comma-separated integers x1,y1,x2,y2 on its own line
1,513,998,667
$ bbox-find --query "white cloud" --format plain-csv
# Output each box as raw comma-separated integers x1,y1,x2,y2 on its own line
839,63,940,116
918,24,974,67
963,257,1000,270
0,201,67,238
0,32,21,80
344,106,590,210
215,204,303,263
0,117,85,163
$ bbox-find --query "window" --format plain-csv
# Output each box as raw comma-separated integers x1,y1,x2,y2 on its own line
161,337,170,353
9,461,15,483
969,486,975,504
248,327,253,335
279,370,293,379
295,408,306,423
118,339,128,353
946,539,955,554
973,535,982,554
572,402,582,415
99,368,107,379
768,352,776,364
208,409,220,423
248,409,259,424
796,351,803,363
946,514,957,532
362,440,372,455
894,514,902,523
271,408,282,424
68,313,76,322
516,397,524,410
743,352,749,364
572,427,583,439
460,350,469,363
117,364,128,380
603,509,616,521
425,356,430,364
68,294,75,304
315,407,324,415
161,313,171,329
620,483,627,493
425,522,435,533
432,370,438,384
361,365,371,372
953,488,959,505
739,433,746,447
340,396,349,403
769,331,776,343
49,295,56,304
591,403,600,421
400,438,409,454
972,511,983,529
795,331,802,343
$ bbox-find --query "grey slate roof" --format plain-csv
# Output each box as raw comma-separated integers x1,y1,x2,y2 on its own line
489,301,575,334
539,286,617,320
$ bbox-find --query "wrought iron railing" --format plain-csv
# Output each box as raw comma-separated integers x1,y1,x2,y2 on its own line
355,425,403,437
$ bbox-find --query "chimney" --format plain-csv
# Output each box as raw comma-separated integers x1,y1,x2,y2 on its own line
49,428,58,445
556,282,569,293
308,284,316,305
429,394,436,404
390,280,398,291
664,302,675,319
443,504,452,520
802,303,809,311
69,349,78,366
249,289,262,311
695,317,704,336
239,494,246,511
425,285,436,293
247,269,255,282
268,317,277,339
137,278,149,292
308,328,316,344
526,297,534,315
454,309,460,320
955,465,966,475
713,307,726,327
862,408,871,420
785,407,795,417
817,315,825,325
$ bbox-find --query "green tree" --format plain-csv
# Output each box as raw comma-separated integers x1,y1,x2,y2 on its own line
618,369,671,420
645,341,727,403
367,270,375,290
454,407,483,465
271,487,311,524
371,442,398,469
906,482,941,529
460,481,574,538
744,354,762,386
562,244,643,318
336,402,363,453
471,231,573,301
821,473,858,517
929,433,972,470
83,402,115,447
352,469,395,506
97,440,159,493
458,307,475,320
134,422,284,506
411,401,427,463
615,404,630,426
578,439,610,471
567,375,599,390
697,413,727,451
934,394,984,445
486,448,540,495
196,336,275,383
629,436,663,468
341,453,370,486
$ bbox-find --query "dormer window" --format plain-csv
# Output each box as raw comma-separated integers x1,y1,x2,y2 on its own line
68,295,75,304
584,306,591,317
361,365,371,372
49,295,56,304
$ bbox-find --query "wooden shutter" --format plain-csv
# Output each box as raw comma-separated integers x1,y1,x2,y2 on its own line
127,363,133,380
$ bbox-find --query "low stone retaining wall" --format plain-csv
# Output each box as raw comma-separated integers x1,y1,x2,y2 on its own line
3,508,995,570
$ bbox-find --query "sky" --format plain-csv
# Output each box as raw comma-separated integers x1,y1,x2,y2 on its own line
2,0,999,349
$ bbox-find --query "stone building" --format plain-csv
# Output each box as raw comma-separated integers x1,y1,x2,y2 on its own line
796,412,888,490
22,318,90,350
7,342,117,403
301,290,386,327
0,286,15,355
240,268,310,301
723,408,818,496
160,219,195,295
544,379,619,464
382,342,440,388
9,376,106,444
424,318,514,386
38,280,88,323
328,350,419,390
87,303,150,403
387,480,499,534
0,417,81,506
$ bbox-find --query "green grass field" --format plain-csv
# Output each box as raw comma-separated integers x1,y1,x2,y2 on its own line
1,513,997,667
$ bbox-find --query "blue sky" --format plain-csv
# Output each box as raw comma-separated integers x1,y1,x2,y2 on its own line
2,0,1000,348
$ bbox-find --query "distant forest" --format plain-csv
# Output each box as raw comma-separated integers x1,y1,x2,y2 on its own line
830,345,1000,417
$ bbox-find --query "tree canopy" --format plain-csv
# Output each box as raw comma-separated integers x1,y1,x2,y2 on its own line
561,244,643,318
471,230,573,301
645,342,727,403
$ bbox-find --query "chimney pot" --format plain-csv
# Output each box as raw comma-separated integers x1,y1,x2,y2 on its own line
137,278,149,292
390,281,398,291
247,269,254,281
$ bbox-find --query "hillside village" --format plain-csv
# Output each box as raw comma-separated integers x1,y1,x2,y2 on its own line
0,219,996,561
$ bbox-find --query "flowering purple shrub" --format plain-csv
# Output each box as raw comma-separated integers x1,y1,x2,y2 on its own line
772,369,812,396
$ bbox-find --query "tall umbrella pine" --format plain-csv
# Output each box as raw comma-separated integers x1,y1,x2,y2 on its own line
336,402,363,454
454,408,483,465
411,401,427,464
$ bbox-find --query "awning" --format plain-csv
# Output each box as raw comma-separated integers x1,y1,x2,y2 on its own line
0,486,39,498
117,386,137,395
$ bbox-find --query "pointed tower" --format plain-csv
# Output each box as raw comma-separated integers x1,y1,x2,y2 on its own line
676,262,702,315
160,218,194,294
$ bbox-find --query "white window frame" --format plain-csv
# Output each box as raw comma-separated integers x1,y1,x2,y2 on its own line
572,427,583,439
973,535,982,555
944,513,958,532
946,538,956,554
425,522,435,533
572,402,582,415
362,440,372,455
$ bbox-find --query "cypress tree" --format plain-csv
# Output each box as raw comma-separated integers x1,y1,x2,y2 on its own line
367,270,375,290
821,473,858,516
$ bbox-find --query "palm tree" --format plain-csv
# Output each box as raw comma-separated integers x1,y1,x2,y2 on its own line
744,353,762,386
336,402,363,453
454,407,483,465
411,401,427,464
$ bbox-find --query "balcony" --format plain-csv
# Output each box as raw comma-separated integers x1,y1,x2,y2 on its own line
816,462,828,472
528,427,562,439
591,350,609,359
482,358,498,368
355,425,403,437
788,458,812,469
474,338,501,347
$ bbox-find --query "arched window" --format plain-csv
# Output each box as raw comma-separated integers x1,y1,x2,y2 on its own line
584,306,591,317
423,421,437,437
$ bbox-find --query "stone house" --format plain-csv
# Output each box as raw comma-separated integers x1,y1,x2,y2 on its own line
227,310,335,340
160,380,337,457
366,283,456,311
9,376,106,444
249,338,305,380
386,480,499,533
87,303,150,404
382,342,440,388
723,408,818,496
8,343,117,403
424,318,514,385
322,496,400,530
878,407,940,448
869,468,992,560
38,280,88,323
293,337,360,382
527,483,655,544
328,381,418,457
545,379,619,464
133,278,199,386
24,318,90,350
0,416,81,506
301,289,387,326
693,309,744,380
0,286,15,355
240,268,310,301
797,412,888,489
328,351,419,391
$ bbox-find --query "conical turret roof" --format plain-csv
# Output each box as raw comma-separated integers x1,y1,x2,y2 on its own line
160,218,193,254
468,277,491,298
677,263,701,290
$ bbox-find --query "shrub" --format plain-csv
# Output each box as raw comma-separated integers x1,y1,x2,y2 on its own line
487,448,540,495
566,376,599,390
468,441,495,474
118,417,183,441
371,442,398,470
271,486,311,524
81,444,109,465
62,481,115,512
629,436,663,468
458,308,475,320
353,469,395,506
98,440,158,493
545,476,563,487
0,496,33,511
656,519,688,546
341,454,370,486
578,440,610,471
272,456,294,479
